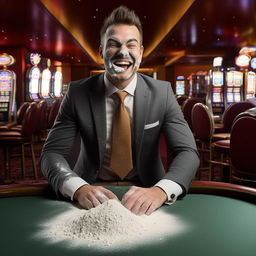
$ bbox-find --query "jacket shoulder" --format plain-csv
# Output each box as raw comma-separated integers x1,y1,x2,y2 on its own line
69,73,102,87
138,73,171,88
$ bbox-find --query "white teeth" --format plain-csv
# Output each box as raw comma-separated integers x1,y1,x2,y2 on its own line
114,61,130,65
112,63,126,73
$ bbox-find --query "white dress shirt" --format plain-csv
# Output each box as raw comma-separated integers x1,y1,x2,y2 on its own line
60,73,183,203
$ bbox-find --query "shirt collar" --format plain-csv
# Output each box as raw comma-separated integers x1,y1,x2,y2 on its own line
104,73,137,97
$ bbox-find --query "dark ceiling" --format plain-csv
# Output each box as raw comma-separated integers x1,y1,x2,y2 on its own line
1,0,256,69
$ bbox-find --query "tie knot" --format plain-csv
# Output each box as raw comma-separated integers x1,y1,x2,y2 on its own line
116,91,128,103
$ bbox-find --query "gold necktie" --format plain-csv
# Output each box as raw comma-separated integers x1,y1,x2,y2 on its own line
110,91,133,180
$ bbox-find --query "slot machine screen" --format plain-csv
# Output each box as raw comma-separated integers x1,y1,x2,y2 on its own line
53,71,62,97
247,72,256,93
212,71,223,86
41,69,51,98
234,93,241,102
227,92,233,102
226,71,234,87
0,70,12,102
29,67,40,99
234,71,243,87
176,81,185,95
213,93,221,103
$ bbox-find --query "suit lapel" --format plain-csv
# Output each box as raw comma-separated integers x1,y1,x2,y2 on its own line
89,74,106,167
133,74,150,166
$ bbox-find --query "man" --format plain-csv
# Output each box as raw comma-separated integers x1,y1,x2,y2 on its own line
40,6,199,216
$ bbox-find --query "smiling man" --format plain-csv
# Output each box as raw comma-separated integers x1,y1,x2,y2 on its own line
41,6,199,215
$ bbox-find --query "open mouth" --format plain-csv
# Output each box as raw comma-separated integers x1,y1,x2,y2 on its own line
112,60,133,73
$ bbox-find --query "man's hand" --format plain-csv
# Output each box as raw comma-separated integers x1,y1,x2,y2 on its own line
121,186,167,216
73,185,118,209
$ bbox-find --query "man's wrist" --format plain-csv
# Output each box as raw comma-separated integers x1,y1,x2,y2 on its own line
60,177,88,201
154,179,183,204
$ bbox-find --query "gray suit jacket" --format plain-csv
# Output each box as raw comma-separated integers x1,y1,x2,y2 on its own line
40,73,199,196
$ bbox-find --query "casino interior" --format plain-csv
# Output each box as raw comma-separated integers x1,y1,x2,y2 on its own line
1,0,256,189
1,0,256,187
0,1,256,255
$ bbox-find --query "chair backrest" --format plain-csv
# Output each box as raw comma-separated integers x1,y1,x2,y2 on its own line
36,100,48,132
22,102,39,137
230,115,256,177
182,98,204,131
176,95,188,106
16,102,30,124
47,98,62,129
222,101,255,132
235,107,256,121
192,103,214,141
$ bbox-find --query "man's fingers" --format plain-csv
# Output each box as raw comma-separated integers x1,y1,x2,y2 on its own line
121,186,139,205
75,185,119,209
101,188,119,200
79,197,94,210
145,202,158,216
121,187,143,211
138,200,152,215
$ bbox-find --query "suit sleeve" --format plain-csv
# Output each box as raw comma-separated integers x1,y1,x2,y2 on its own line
162,84,200,194
40,85,81,195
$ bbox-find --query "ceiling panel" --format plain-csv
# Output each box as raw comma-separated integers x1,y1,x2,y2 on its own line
1,0,256,68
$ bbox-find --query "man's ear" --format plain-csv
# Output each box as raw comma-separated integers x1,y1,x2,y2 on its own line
140,45,144,56
99,45,103,58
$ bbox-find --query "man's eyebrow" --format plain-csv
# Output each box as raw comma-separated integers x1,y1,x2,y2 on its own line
126,39,139,44
107,38,121,44
107,38,139,44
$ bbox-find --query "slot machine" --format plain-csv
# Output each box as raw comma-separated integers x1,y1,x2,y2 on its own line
175,76,185,96
224,53,248,107
225,69,243,105
244,70,256,100
40,58,52,102
193,71,208,98
51,70,63,98
26,53,41,101
0,53,16,123
61,83,69,96
187,73,194,98
207,57,225,117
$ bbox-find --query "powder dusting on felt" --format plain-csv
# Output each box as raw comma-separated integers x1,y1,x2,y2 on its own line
39,199,187,249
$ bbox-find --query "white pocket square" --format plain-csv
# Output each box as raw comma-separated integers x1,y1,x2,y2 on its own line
144,121,159,130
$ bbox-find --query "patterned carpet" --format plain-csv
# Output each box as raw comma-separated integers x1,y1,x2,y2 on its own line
0,140,224,186
0,142,47,185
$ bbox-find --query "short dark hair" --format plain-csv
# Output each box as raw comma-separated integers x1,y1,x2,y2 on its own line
100,6,143,44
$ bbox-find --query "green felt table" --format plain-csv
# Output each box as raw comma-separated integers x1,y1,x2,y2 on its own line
0,181,255,256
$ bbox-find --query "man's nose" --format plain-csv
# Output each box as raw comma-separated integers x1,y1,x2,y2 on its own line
118,45,130,58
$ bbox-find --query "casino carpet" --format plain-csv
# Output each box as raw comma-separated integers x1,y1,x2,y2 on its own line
0,141,224,185
0,142,47,184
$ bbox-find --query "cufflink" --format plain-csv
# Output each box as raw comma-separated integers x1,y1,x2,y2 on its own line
170,193,175,199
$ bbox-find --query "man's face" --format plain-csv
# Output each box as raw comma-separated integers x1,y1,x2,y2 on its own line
100,24,144,86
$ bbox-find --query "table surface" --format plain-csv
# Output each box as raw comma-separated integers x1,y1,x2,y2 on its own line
0,185,256,256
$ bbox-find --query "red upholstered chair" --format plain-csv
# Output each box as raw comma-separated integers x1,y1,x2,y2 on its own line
35,100,48,141
182,98,204,131
0,102,39,182
0,102,30,131
191,103,214,179
47,98,62,129
213,101,255,140
176,95,188,106
230,114,256,185
191,103,231,181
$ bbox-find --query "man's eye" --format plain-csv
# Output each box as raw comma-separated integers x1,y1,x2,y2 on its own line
127,44,137,49
108,42,119,48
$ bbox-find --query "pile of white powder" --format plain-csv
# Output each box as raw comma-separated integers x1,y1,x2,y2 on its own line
39,199,187,249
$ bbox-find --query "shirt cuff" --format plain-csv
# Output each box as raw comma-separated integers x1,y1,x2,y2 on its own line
154,179,183,205
60,177,88,201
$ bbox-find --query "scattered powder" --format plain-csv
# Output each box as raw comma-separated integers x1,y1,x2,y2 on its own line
39,199,187,250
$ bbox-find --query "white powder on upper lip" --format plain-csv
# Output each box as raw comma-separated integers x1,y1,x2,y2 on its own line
39,199,187,250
